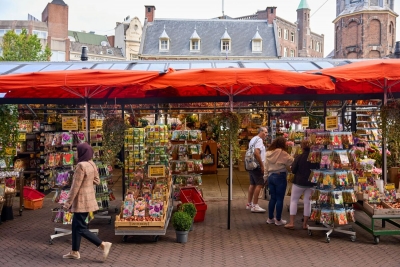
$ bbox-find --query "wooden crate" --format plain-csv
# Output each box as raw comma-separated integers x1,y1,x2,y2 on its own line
363,201,400,215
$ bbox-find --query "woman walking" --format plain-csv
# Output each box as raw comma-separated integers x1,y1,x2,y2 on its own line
63,143,112,261
285,140,319,230
264,137,294,226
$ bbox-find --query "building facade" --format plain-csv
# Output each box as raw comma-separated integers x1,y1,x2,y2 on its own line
115,16,143,60
334,0,398,59
234,0,324,58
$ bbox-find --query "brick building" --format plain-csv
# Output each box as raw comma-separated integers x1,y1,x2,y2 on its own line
235,0,324,58
334,0,398,59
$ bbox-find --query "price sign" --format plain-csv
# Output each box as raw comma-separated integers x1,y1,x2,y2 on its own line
81,119,97,130
358,178,367,184
325,116,338,130
18,132,26,141
148,165,166,177
301,117,309,128
385,183,395,190
62,116,78,131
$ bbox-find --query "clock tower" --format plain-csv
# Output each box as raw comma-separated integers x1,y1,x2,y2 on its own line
334,0,397,59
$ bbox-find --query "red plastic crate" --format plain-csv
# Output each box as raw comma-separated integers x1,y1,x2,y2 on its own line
179,187,207,222
23,186,45,200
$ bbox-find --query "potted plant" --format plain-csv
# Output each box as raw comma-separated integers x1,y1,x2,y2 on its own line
171,211,192,243
179,203,197,231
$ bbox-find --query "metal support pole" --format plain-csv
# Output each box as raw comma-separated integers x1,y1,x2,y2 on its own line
351,100,357,133
228,136,231,230
85,97,90,143
341,101,346,130
121,104,126,200
382,81,388,184
323,101,327,131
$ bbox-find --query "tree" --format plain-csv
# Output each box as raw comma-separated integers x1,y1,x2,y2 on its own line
0,28,52,61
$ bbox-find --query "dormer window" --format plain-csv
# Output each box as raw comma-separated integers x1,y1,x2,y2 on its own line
159,25,170,51
252,27,263,52
190,26,201,51
220,27,231,52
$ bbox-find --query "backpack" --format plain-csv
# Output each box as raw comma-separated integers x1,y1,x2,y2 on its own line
245,137,261,171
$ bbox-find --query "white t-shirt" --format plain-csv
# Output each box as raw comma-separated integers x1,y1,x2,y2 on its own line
249,136,265,164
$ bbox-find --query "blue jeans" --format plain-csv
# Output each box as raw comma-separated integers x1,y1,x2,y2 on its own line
268,173,287,221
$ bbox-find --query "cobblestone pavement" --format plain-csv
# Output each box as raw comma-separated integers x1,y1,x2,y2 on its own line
1,170,399,267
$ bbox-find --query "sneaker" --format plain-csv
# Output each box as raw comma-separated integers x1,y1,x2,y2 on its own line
251,204,266,213
246,203,253,210
266,218,275,224
63,252,80,260
102,242,112,261
275,219,287,226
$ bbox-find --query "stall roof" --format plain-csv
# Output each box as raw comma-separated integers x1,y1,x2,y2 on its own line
0,58,360,75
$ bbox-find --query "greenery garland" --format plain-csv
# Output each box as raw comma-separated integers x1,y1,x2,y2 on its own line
380,101,400,168
0,105,19,169
216,111,241,167
101,113,127,167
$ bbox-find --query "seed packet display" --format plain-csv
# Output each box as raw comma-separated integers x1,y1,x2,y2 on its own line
333,150,350,169
384,189,397,203
309,170,321,184
171,130,180,141
321,171,335,188
189,144,200,155
133,198,146,217
333,191,343,206
193,160,203,172
342,190,357,203
318,190,330,204
310,207,321,222
335,171,348,186
334,209,348,225
179,130,188,141
307,146,322,163
367,187,381,203
320,150,333,169
320,209,333,224
62,152,74,166
187,160,195,172
347,171,356,186
148,199,164,218
346,208,356,223
189,130,198,141
311,189,320,201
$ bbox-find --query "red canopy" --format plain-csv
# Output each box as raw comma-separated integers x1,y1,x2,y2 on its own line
308,59,400,95
142,68,335,98
0,69,160,99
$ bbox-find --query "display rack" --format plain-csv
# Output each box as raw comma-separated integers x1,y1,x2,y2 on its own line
356,110,381,147
307,131,357,243
0,171,24,217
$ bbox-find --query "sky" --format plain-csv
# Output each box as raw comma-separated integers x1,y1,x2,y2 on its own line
0,0,399,57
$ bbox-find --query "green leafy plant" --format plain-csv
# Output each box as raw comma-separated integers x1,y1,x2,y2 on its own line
171,211,192,231
179,203,197,219
380,101,400,168
216,111,241,167
101,113,127,167
0,105,19,169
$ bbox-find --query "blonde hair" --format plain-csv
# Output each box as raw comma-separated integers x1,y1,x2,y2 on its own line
300,139,311,150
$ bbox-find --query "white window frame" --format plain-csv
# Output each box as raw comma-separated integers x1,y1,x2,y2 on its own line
14,29,22,35
159,39,169,51
190,39,200,51
221,40,231,52
106,49,113,55
252,40,262,52
0,29,11,37
283,47,288,57
32,30,48,39
290,32,295,42
278,28,282,38
316,42,320,52
290,49,295,57
284,29,288,40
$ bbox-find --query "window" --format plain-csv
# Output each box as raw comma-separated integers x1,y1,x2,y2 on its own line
290,49,295,57
15,29,22,35
283,47,288,57
32,30,48,39
290,32,295,42
316,42,321,52
191,40,200,50
284,29,288,40
160,39,169,51
0,29,10,37
252,40,262,52
278,28,282,38
221,40,230,51
106,49,113,55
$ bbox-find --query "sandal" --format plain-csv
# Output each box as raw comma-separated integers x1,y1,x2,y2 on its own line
63,252,80,259
284,224,295,230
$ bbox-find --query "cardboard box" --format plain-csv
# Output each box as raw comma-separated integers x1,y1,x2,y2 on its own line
363,201,400,215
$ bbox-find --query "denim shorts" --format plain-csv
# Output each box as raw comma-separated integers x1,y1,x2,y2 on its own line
249,168,264,186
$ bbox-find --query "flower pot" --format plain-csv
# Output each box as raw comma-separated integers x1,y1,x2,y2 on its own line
175,230,189,243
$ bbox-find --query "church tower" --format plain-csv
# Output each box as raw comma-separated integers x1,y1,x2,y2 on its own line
334,0,397,59
297,0,311,57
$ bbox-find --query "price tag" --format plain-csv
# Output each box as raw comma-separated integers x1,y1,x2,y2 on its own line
385,183,395,190
358,177,367,184
148,165,166,177
62,116,78,131
301,117,309,128
18,132,26,141
325,116,338,131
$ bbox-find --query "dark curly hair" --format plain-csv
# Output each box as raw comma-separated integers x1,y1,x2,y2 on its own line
267,136,287,152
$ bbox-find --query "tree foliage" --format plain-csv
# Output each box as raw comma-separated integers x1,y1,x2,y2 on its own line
0,29,52,61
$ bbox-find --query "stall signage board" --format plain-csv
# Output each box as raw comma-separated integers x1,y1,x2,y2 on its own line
385,183,395,190
81,119,97,130
62,116,79,131
148,165,166,177
325,116,338,131
301,117,309,128
18,132,26,141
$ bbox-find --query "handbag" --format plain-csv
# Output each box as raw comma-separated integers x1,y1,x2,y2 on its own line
201,145,215,165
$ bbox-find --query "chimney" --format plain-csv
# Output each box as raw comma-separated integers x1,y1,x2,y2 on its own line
267,7,277,24
395,41,400,59
145,5,156,23
81,46,88,61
